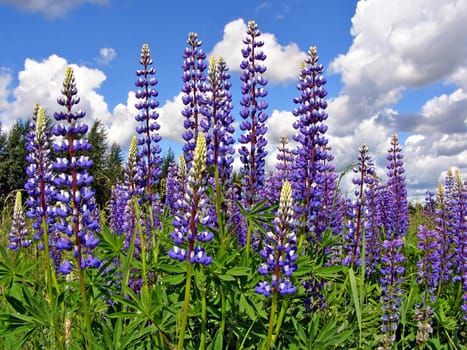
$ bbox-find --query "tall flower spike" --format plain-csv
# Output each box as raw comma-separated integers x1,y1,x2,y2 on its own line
134,43,162,207
291,46,334,244
181,32,208,165
255,181,297,297
24,105,55,245
379,238,405,350
169,133,213,265
385,133,408,240
343,144,377,267
206,56,235,182
238,20,269,205
9,192,32,250
51,66,100,273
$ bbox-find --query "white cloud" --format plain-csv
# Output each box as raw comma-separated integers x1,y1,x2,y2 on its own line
0,0,109,18
97,48,117,65
264,109,296,170
210,18,306,84
158,93,186,142
324,0,467,200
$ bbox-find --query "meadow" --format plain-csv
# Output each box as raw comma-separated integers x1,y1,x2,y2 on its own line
0,21,466,350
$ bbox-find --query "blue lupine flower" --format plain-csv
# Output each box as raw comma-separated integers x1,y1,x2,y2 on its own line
291,47,335,243
181,32,208,165
206,56,235,184
255,181,297,297
169,133,213,265
9,192,32,250
379,238,405,350
385,134,408,241
134,44,163,234
238,20,269,205
445,169,466,320
24,105,55,245
51,66,100,273
343,144,377,267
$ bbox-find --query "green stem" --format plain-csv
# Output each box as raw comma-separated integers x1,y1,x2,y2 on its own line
272,299,287,344
178,262,193,350
214,167,225,254
220,289,226,338
148,203,159,270
245,223,252,262
41,218,64,349
200,277,207,350
134,201,149,299
264,292,278,350
77,264,92,350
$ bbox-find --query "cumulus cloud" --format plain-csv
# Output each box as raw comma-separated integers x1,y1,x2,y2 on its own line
0,0,109,18
210,18,306,84
97,48,117,65
0,55,111,132
323,0,467,200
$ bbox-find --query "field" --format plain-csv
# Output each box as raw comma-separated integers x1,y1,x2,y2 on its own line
0,21,466,350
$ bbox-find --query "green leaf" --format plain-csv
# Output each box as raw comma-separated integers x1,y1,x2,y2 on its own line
163,273,186,285
348,268,362,339
226,266,250,276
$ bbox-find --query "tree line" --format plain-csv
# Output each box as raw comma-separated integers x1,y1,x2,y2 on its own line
0,117,175,211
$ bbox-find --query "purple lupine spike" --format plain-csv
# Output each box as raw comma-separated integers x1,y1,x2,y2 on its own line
134,44,163,227
238,20,269,206
379,238,405,350
276,136,294,184
416,224,441,297
343,144,377,268
446,169,466,320
109,183,128,236
51,66,100,274
164,161,179,214
255,181,297,297
291,47,334,244
206,56,235,183
181,32,208,165
9,192,32,250
364,173,383,276
385,133,408,240
434,183,455,285
24,105,56,245
169,133,213,265
415,224,441,341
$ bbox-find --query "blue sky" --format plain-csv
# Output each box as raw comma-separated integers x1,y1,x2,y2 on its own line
0,0,466,200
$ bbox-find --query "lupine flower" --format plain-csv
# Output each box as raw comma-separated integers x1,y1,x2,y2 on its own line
385,134,408,240
276,136,294,184
206,56,235,183
169,133,213,265
51,66,100,273
109,183,128,236
379,238,405,350
291,47,334,243
24,105,55,245
9,192,32,250
446,169,466,320
238,20,269,205
255,181,297,297
364,174,383,276
134,43,163,231
434,183,454,284
343,144,377,267
414,224,440,345
164,161,179,214
181,32,208,165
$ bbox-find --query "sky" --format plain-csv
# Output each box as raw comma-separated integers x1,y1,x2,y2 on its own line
0,0,466,201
